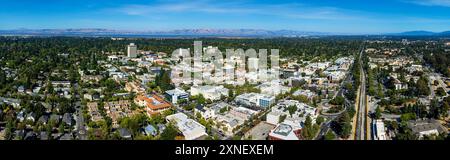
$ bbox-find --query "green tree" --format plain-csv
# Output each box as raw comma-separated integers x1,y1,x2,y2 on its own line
59,122,65,133
160,124,178,140
374,107,382,119
4,119,14,140
324,130,336,140
287,105,297,116
232,135,242,140
329,96,345,105
416,76,430,96
278,115,287,123
436,87,446,97
156,69,174,92
227,89,234,102
316,116,325,125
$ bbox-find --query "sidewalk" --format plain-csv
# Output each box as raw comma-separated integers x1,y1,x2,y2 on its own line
350,87,360,140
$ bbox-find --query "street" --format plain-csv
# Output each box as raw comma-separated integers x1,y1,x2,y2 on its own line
354,44,369,140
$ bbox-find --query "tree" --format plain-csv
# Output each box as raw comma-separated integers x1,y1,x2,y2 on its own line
232,135,242,140
278,115,287,123
0,70,6,86
374,106,382,119
119,114,147,136
433,80,439,86
400,113,416,122
156,69,174,92
160,124,178,140
332,112,352,138
293,95,309,103
59,122,65,133
228,89,234,101
219,106,229,113
302,115,318,140
4,119,14,140
329,96,345,106
436,87,446,97
46,82,54,94
304,115,312,128
416,76,430,96
316,116,325,125
287,105,297,116
324,130,336,140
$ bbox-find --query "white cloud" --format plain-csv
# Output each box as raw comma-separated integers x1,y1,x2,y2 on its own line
110,0,363,20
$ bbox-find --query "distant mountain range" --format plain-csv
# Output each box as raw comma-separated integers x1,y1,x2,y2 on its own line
392,30,450,36
0,28,449,37
0,28,332,37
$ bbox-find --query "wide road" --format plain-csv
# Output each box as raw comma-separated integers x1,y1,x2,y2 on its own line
354,44,369,140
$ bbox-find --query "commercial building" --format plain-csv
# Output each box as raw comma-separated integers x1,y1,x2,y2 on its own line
135,94,171,116
407,119,448,139
268,123,302,140
235,93,275,108
292,89,316,101
127,43,137,58
215,106,258,136
266,100,318,129
166,113,207,140
190,85,229,101
372,120,388,140
165,88,189,104
324,71,346,83
194,102,231,120
258,80,290,96
247,58,259,70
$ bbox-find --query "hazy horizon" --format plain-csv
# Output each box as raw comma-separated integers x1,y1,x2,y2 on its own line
1,0,450,33
1,28,449,35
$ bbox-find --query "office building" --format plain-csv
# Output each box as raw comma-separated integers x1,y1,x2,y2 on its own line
127,43,137,58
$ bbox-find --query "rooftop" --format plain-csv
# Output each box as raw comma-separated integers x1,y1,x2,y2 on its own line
165,88,188,95
407,119,447,134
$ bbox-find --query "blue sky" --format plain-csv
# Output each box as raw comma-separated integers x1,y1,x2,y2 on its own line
0,0,449,33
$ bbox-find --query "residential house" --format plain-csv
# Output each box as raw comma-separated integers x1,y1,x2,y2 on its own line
104,100,136,128
49,114,61,124
87,102,104,122
0,97,21,109
125,81,145,94
38,115,49,125
16,111,25,122
143,125,158,136
26,112,36,122
119,128,132,139
62,113,73,126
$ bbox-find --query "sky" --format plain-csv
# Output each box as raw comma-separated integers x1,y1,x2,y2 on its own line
0,0,449,34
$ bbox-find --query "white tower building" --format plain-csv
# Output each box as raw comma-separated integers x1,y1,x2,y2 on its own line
127,43,137,58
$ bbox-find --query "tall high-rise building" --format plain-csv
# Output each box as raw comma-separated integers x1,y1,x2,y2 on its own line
127,43,137,58
248,58,259,71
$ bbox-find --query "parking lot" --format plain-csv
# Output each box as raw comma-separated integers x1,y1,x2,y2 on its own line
244,122,276,140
